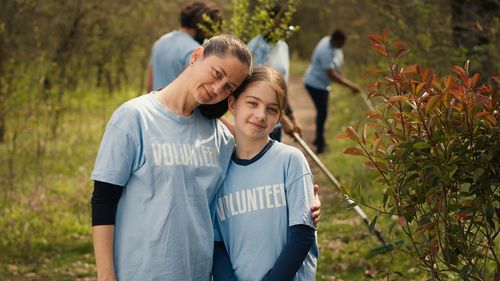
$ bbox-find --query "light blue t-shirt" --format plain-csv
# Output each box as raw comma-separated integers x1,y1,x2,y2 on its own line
304,36,344,91
214,141,318,281
247,35,290,82
91,92,234,280
150,30,200,90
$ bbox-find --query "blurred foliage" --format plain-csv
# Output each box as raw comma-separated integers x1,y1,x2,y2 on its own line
342,30,499,280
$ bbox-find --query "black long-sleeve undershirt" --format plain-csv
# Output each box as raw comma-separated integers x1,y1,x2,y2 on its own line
91,181,124,226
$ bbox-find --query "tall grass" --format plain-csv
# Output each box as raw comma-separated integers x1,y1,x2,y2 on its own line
0,86,137,279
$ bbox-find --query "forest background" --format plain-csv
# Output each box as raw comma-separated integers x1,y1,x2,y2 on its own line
0,0,498,280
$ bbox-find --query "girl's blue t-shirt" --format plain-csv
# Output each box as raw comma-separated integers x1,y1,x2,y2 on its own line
214,141,318,281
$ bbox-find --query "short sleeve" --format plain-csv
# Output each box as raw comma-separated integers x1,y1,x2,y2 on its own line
330,49,344,71
285,151,316,229
91,107,141,186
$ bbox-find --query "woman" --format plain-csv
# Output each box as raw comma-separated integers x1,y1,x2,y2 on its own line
213,66,317,281
91,34,252,281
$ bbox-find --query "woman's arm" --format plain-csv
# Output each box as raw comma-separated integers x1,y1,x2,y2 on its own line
91,181,124,281
93,225,117,281
260,225,316,281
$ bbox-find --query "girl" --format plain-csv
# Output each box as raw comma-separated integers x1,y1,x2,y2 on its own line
213,66,318,281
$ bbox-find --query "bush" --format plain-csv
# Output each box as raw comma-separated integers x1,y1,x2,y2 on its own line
341,31,499,280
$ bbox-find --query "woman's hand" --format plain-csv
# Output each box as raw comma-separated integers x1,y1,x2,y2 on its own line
311,184,321,226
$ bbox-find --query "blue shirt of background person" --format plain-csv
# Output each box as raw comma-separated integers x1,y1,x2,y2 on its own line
247,35,290,82
146,1,222,92
304,35,344,91
150,31,200,90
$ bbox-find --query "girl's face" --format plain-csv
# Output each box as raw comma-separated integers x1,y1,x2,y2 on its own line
229,81,281,141
189,47,249,105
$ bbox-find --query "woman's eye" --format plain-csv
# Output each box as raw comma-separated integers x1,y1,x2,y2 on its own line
225,85,234,94
214,69,222,79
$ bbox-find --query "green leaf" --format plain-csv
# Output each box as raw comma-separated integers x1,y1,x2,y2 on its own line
485,203,495,228
473,168,485,182
425,94,441,114
412,142,430,149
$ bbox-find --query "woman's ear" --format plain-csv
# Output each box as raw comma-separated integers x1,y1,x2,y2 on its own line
189,46,204,64
228,96,236,114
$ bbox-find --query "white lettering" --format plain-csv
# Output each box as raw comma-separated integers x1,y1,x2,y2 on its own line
162,144,174,165
228,194,238,216
280,183,286,206
235,191,247,214
152,144,162,166
265,185,274,208
246,189,257,212
255,186,265,209
273,184,281,208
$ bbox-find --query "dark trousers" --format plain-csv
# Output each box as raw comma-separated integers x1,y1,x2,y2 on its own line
305,84,329,149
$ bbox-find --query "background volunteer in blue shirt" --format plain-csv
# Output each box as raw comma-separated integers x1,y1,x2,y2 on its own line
212,66,318,281
247,3,302,142
146,1,221,92
304,29,361,154
91,34,252,281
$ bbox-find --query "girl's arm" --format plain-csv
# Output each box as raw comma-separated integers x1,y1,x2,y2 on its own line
260,225,316,281
91,181,124,281
212,241,237,281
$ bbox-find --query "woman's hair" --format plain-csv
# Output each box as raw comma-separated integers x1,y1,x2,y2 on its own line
232,65,287,118
198,34,253,119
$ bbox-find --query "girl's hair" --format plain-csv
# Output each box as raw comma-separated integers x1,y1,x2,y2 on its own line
198,34,253,119
232,65,287,117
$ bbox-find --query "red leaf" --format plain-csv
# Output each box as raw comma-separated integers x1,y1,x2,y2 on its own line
468,73,480,89
401,64,417,74
391,40,406,47
382,29,389,42
371,44,388,56
344,147,365,156
336,134,351,139
369,34,383,44
452,65,468,84
492,76,500,84
364,161,378,169
345,126,359,141
394,48,409,60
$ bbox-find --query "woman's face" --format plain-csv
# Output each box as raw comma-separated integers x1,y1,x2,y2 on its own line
229,81,281,141
189,48,249,106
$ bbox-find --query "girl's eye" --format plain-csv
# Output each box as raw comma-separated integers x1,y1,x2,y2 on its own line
268,107,279,114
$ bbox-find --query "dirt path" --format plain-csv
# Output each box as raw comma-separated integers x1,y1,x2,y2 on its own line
281,75,316,146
